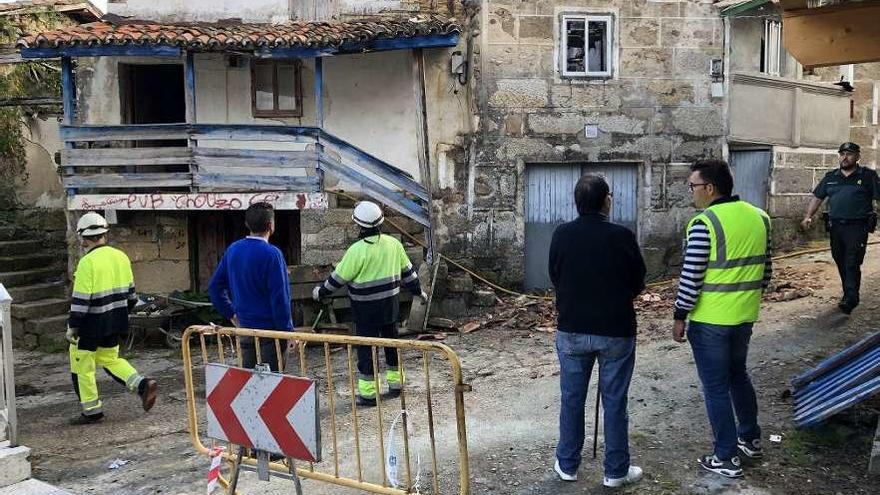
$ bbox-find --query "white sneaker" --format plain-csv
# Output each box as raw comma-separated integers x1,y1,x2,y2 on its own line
554,459,577,481
603,466,643,488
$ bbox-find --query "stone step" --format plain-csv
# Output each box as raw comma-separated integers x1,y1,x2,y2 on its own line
6,282,66,304
0,478,73,495
0,226,15,242
0,241,43,257
0,254,58,273
11,298,68,321
0,267,63,288
24,314,67,337
0,442,31,488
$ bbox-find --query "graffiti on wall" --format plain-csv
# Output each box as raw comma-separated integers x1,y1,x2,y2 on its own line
68,192,329,211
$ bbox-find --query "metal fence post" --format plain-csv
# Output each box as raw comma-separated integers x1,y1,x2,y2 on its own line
0,284,17,447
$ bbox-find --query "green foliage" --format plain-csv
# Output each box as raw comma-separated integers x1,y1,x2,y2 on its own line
0,10,65,208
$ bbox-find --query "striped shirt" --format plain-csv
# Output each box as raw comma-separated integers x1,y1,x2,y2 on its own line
673,220,772,320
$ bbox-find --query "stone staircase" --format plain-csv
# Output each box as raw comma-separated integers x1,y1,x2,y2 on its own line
0,225,69,351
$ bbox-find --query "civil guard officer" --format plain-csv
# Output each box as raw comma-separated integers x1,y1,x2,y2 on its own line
802,142,880,314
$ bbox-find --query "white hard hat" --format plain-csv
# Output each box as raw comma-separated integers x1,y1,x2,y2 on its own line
352,201,384,228
76,212,109,237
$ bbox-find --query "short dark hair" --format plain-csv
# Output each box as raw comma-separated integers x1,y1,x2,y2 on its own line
574,174,610,215
82,233,106,243
690,159,734,197
245,202,274,234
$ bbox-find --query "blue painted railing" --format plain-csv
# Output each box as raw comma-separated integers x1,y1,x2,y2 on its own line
59,123,430,225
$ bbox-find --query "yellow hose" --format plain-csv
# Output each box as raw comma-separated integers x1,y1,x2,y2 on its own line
326,191,875,301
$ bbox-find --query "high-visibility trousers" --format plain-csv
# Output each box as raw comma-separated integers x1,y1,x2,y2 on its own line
69,342,144,416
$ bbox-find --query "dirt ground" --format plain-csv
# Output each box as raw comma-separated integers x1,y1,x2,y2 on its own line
12,244,880,495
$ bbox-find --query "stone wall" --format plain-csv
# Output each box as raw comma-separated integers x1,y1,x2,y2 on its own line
86,212,192,293
767,147,838,250
459,0,725,283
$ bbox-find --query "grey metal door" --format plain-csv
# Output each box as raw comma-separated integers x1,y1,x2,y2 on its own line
730,150,771,209
524,163,638,289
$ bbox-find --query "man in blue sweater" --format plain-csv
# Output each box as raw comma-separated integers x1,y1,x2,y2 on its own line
208,202,293,371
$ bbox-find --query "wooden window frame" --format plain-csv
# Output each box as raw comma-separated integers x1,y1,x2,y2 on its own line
560,14,614,79
251,59,303,118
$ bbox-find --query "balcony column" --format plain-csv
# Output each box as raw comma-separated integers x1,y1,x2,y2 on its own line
184,51,197,192
412,48,435,265
61,56,75,198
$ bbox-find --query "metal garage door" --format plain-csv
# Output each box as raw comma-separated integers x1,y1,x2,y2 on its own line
524,163,639,289
730,150,771,209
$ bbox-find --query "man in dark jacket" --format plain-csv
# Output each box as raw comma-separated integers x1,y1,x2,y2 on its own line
549,174,646,488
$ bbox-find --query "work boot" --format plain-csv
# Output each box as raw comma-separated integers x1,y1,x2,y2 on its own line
69,412,104,425
139,378,158,412
838,299,855,314
356,395,377,407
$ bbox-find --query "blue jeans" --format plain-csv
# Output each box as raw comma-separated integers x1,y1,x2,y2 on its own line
687,321,761,460
556,331,636,479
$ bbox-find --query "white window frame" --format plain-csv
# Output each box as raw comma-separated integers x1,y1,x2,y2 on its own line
560,14,614,79
762,19,782,77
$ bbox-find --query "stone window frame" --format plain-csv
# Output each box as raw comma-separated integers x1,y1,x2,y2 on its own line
558,12,615,79
250,59,304,118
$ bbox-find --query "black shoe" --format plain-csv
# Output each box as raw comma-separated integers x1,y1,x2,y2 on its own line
385,388,402,399
698,455,743,478
838,300,855,314
356,395,377,407
737,438,764,459
69,412,104,425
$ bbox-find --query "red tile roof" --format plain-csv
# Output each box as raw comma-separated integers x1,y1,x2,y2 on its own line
17,15,460,50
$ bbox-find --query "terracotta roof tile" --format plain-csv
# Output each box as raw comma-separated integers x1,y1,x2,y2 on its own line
17,15,460,50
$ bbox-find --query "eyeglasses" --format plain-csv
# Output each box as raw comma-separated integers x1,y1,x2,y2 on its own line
688,182,711,192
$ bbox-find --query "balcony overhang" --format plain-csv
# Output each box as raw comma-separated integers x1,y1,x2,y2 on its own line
781,0,880,67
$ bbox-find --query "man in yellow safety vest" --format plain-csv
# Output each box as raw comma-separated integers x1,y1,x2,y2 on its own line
672,159,772,478
67,212,157,425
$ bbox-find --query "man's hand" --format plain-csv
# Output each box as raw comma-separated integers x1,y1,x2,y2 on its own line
231,315,240,327
800,217,813,230
312,285,322,302
672,320,687,343
66,326,79,344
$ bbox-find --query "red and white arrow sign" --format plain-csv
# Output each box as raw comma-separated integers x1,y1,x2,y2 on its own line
205,364,320,462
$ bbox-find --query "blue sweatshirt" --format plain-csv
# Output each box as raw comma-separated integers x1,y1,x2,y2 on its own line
208,237,293,332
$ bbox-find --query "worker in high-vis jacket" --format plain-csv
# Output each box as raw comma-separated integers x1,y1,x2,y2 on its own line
672,159,772,479
67,212,158,425
313,201,427,406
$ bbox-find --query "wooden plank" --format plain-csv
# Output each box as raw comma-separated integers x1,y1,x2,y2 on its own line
319,130,429,202
0,97,62,107
192,149,320,169
192,125,318,143
68,192,329,211
184,51,196,125
337,33,460,54
783,3,880,66
413,47,436,263
317,155,429,226
196,164,313,177
62,147,192,166
60,124,189,142
288,265,333,283
63,172,191,189
192,173,320,191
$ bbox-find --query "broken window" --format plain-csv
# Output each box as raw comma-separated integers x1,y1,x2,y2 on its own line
251,60,303,118
561,14,613,78
761,20,782,77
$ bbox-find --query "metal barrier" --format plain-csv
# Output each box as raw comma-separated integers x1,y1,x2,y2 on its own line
0,284,17,446
182,325,471,494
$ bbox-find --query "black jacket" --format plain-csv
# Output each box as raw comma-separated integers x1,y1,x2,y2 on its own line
549,213,646,337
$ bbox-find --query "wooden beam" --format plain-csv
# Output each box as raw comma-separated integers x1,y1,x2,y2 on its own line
63,172,192,189
412,48,435,263
60,56,74,125
0,97,62,107
68,192,329,211
193,173,320,191
314,57,325,189
784,2,880,67
61,147,192,166
184,51,196,124
60,124,189,142
21,44,182,59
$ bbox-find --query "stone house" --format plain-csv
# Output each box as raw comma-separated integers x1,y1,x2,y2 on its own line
17,0,470,308
452,0,854,289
